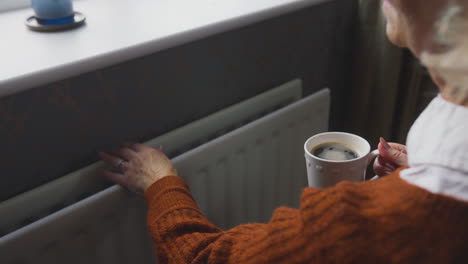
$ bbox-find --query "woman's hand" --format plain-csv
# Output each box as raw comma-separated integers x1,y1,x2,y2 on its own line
98,143,178,194
373,137,408,176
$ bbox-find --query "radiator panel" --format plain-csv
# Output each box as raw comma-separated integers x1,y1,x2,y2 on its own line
0,84,329,264
176,89,329,227
0,79,302,237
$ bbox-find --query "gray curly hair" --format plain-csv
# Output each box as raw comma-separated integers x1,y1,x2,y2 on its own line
420,2,468,103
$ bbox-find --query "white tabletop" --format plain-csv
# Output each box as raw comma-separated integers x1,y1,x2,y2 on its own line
0,0,330,97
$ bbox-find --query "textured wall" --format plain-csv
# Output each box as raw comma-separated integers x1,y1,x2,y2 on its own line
0,0,357,201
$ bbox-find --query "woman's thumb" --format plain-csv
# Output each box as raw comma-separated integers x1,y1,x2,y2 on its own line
378,137,408,167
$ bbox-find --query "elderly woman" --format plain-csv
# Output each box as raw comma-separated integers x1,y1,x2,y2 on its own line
98,0,468,263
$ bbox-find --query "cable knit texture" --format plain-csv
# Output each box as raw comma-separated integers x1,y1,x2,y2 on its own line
145,170,468,264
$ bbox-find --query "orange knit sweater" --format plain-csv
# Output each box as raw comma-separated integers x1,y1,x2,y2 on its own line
144,170,468,264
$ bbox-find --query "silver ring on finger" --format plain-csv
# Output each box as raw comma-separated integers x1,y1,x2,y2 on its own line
117,159,125,170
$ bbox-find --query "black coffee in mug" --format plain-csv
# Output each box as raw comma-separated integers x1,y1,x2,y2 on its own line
311,142,359,161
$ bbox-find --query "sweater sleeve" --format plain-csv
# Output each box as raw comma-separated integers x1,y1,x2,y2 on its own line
145,172,468,264
144,176,339,264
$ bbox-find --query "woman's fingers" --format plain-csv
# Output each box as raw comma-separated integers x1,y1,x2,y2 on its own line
121,142,147,152
122,142,140,152
373,137,409,177
378,137,408,167
98,151,124,168
373,156,396,176
378,155,396,170
387,142,407,154
98,142,177,194
97,168,126,186
115,148,137,161
121,142,162,154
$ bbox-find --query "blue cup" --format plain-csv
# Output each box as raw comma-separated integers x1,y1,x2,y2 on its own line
31,0,74,25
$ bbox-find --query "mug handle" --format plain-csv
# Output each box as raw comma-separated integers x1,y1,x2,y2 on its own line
367,149,380,180
367,149,379,165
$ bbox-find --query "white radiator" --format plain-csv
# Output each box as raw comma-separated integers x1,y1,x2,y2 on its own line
0,80,330,263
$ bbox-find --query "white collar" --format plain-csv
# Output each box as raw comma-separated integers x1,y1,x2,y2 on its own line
401,94,468,202
406,94,468,173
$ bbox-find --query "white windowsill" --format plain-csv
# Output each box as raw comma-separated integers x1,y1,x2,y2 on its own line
0,0,329,97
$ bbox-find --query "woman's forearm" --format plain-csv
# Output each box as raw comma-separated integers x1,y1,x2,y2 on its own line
144,176,307,264
145,176,224,263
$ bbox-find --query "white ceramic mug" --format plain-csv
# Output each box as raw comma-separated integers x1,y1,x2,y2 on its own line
304,132,379,188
